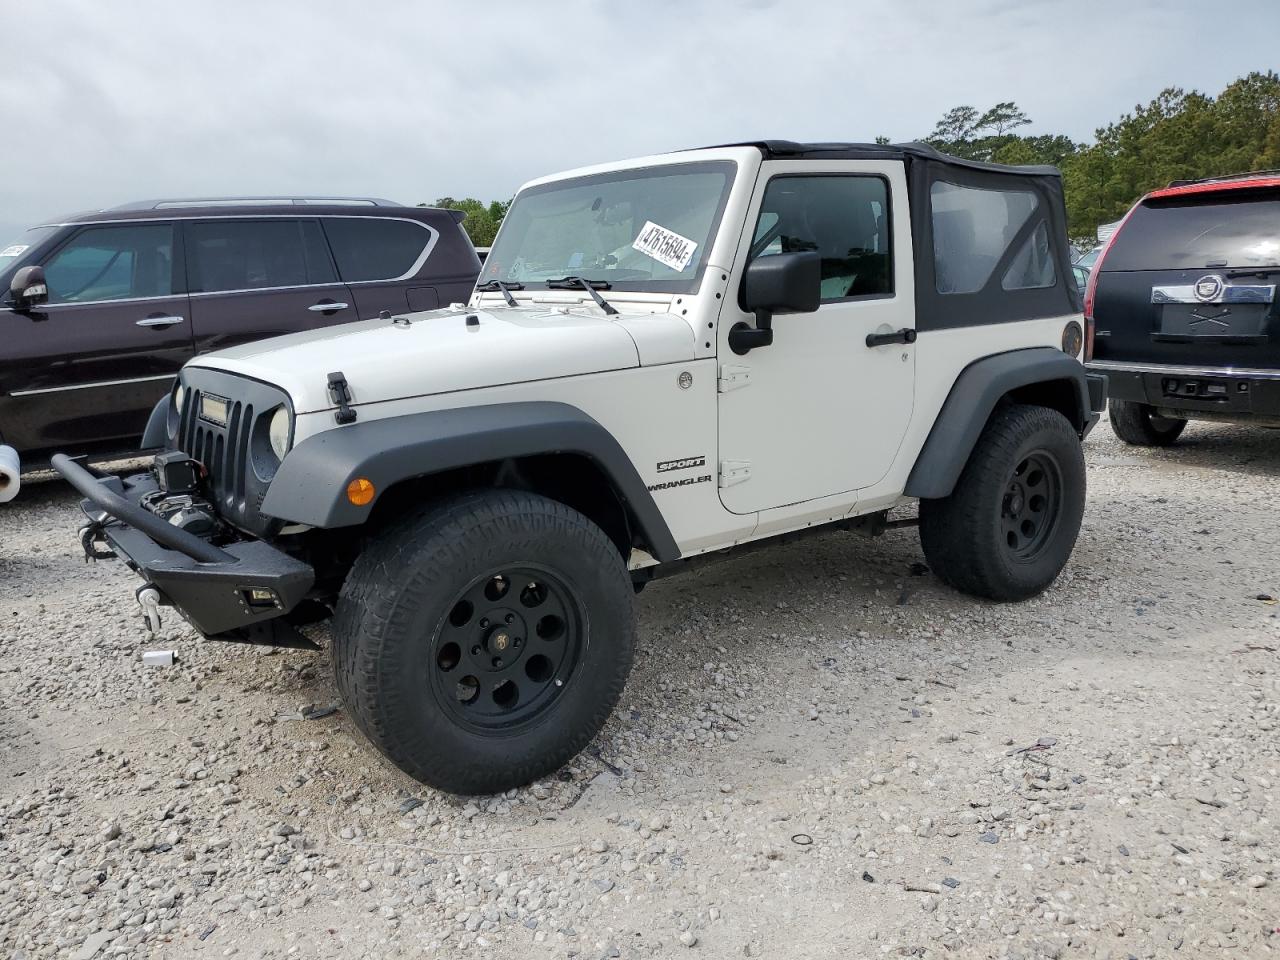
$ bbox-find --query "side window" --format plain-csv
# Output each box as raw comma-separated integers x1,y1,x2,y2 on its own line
749,176,892,301
43,224,174,304
322,218,434,283
186,219,335,294
930,181,1044,294
1002,221,1057,290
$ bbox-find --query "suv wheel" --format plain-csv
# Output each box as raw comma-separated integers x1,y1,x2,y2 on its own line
332,490,635,794
1108,399,1186,446
919,403,1085,601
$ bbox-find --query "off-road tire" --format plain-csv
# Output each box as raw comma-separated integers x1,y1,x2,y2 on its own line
332,490,635,795
919,403,1086,601
1108,399,1186,446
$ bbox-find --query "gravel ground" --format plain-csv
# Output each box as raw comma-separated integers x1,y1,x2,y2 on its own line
1,415,1277,960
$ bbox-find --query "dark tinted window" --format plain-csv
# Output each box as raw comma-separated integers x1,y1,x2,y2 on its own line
187,219,335,293
322,218,433,282
931,181,1040,294
44,224,174,303
1103,193,1280,271
750,176,892,301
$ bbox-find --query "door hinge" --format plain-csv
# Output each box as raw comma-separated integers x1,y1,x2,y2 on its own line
719,459,752,488
718,364,751,393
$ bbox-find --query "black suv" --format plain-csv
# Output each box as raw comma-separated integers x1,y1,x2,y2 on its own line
0,198,479,478
1086,175,1280,445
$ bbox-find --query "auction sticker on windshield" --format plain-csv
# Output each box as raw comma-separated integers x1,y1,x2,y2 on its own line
0,245,29,258
632,221,697,272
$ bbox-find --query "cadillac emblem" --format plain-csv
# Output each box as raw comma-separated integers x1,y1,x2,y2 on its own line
1193,274,1225,302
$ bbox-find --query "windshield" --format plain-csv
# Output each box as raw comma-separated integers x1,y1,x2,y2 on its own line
479,161,736,293
0,226,56,272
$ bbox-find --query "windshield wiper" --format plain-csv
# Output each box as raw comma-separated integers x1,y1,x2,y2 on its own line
1225,267,1280,279
476,279,523,307
546,276,618,316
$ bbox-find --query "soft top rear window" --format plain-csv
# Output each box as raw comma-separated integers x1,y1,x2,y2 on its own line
1104,190,1280,271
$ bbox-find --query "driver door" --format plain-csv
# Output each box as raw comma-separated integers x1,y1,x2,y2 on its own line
717,161,915,514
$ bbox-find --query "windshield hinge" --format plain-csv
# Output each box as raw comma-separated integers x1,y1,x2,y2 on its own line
327,371,357,425
718,364,751,393
718,459,752,488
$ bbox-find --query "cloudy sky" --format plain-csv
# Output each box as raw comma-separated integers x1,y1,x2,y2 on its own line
1,0,1276,239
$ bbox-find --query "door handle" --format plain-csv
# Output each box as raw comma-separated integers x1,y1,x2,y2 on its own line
308,301,350,313
136,315,185,328
865,327,916,348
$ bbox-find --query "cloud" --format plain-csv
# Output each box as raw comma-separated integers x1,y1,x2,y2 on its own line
0,0,1276,234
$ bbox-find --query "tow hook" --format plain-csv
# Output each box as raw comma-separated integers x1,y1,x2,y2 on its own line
136,585,163,637
78,520,115,562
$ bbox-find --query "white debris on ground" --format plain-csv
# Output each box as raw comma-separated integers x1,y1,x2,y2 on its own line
1,417,1276,959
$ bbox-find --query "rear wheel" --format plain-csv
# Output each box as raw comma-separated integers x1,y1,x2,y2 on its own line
1109,399,1185,446
333,490,635,794
919,403,1086,601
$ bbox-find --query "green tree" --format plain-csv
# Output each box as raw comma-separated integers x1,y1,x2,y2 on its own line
422,197,511,246
1060,71,1280,236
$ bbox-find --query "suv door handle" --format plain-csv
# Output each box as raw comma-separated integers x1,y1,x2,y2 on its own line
308,301,350,313
136,315,185,328
865,327,916,348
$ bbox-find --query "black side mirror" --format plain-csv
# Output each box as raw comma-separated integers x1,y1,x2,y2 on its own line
10,265,48,311
730,251,821,354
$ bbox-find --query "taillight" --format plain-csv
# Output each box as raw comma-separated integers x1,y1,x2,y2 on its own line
1081,197,1143,362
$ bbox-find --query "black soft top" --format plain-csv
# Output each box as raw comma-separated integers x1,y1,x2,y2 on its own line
701,140,1078,329
708,140,1063,179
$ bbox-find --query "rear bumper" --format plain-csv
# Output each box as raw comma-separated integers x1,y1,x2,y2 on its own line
1087,361,1280,419
52,454,314,640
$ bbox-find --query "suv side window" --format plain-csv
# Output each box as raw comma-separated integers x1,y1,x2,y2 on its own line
930,181,1054,294
186,219,335,293
322,218,435,283
750,176,892,301
43,224,175,304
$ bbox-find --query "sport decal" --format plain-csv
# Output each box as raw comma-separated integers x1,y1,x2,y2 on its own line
632,221,697,272
656,456,706,473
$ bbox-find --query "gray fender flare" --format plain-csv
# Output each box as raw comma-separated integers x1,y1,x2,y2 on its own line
261,401,681,562
140,396,171,450
904,347,1090,500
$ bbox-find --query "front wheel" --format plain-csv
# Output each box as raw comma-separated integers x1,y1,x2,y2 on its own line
332,490,635,794
919,403,1086,601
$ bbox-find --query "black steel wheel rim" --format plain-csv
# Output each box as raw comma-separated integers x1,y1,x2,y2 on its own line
427,564,585,732
1000,450,1063,562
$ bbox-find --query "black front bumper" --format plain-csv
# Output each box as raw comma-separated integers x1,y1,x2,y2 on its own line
1089,363,1280,419
53,455,315,641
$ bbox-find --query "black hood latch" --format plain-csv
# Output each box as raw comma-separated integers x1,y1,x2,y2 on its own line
327,371,358,425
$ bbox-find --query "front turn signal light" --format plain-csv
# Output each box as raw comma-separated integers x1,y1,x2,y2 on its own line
346,477,376,506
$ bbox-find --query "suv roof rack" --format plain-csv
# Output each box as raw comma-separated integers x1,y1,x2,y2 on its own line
109,196,402,211
1167,169,1280,188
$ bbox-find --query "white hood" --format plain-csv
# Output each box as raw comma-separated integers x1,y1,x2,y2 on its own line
189,305,696,414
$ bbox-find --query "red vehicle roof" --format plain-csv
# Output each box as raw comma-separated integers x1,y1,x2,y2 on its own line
1147,176,1280,200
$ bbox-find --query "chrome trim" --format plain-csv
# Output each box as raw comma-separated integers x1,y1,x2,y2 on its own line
135,315,184,327
307,301,349,312
9,373,174,398
1087,359,1280,380
188,281,349,300
1151,280,1275,305
0,294,184,312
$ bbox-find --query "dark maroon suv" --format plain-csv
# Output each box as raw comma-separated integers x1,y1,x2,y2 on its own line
0,198,479,480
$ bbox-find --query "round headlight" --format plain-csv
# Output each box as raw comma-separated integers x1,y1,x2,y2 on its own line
173,383,185,414
268,407,292,460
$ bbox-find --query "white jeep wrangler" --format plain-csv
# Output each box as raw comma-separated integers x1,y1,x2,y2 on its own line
56,141,1106,794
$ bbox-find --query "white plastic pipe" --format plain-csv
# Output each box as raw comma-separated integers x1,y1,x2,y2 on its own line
0,445,19,503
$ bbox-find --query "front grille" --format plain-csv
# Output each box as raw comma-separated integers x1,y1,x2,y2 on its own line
173,368,290,538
